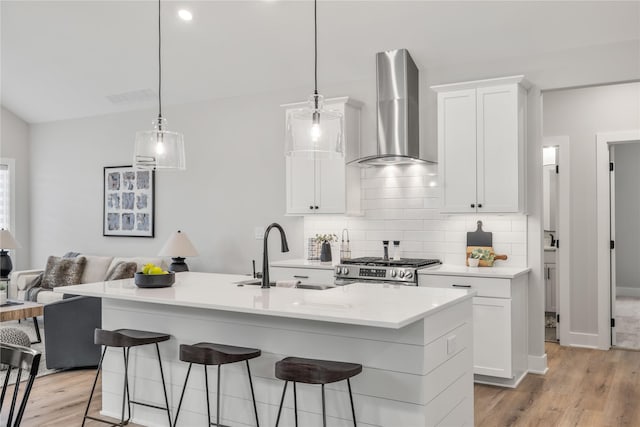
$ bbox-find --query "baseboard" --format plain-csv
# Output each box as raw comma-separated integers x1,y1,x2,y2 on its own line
528,353,548,375
616,287,640,298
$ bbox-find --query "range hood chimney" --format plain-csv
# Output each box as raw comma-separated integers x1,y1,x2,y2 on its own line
350,49,433,167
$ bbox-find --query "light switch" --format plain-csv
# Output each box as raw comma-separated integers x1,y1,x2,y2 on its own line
446,335,457,355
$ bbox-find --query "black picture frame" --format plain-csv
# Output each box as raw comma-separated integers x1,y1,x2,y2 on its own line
103,165,155,237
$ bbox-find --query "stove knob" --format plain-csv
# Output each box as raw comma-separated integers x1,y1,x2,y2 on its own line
405,271,414,280
390,269,397,278
399,270,405,278
343,267,349,275
335,266,342,275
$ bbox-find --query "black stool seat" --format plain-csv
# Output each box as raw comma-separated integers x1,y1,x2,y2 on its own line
94,328,171,348
276,357,362,384
180,342,261,366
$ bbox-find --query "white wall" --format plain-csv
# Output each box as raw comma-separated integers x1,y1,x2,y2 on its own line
614,142,640,293
543,82,640,336
0,107,30,269
28,78,381,274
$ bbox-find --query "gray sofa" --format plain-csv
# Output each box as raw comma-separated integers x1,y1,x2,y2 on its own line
43,295,102,369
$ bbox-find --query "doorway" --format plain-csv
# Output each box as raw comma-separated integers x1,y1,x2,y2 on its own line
596,130,640,349
610,141,640,349
543,137,570,345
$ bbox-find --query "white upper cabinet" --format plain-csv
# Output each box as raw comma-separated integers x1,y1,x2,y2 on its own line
433,76,528,214
282,97,362,215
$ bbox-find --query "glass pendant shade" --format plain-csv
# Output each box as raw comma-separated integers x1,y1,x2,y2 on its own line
285,94,344,158
134,117,186,170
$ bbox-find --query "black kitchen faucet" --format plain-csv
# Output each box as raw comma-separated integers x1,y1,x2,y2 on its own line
262,223,290,288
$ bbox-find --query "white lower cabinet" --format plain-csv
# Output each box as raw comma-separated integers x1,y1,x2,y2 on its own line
419,272,529,388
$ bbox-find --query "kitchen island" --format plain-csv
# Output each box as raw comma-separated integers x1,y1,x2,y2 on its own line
58,272,474,427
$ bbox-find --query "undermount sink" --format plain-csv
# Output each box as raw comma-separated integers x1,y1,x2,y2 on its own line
234,279,334,290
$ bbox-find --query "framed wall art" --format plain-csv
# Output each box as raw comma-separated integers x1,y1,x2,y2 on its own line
103,165,155,237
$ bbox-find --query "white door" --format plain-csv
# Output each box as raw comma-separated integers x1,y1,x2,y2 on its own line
315,157,346,214
438,89,477,213
473,296,512,378
477,84,519,212
286,157,316,214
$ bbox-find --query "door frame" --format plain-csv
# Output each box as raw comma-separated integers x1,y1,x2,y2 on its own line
543,137,570,344
596,130,640,349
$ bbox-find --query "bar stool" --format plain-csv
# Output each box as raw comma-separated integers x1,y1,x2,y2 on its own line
173,342,261,427
275,357,362,427
82,328,172,427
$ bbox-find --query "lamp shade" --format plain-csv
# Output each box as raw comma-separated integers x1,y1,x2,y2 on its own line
158,230,198,257
0,229,20,250
285,94,344,159
134,118,186,170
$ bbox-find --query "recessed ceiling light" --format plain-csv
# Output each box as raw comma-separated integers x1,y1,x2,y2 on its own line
178,9,193,21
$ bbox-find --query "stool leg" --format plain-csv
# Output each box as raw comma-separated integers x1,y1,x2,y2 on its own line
173,363,193,427
275,381,288,427
122,347,131,426
81,346,107,427
347,379,356,427
245,360,260,427
155,343,173,426
205,366,211,426
321,384,326,427
216,365,221,427
293,382,298,427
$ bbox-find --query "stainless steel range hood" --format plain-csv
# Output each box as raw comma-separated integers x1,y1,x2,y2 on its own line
350,49,433,167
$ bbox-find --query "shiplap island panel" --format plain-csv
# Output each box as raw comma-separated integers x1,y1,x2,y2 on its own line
59,272,475,426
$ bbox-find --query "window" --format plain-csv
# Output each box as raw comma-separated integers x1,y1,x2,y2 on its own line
0,158,15,231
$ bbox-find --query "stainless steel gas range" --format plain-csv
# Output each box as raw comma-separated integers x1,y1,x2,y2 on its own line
334,257,441,286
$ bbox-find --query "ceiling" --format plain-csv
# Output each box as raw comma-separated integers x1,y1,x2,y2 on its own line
2,1,639,123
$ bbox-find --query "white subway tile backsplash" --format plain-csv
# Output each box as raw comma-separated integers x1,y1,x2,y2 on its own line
385,220,423,231
303,164,528,267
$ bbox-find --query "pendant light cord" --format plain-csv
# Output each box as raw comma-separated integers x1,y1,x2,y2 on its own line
314,0,318,108
158,0,163,121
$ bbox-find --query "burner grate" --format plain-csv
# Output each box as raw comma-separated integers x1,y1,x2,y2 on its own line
341,257,441,268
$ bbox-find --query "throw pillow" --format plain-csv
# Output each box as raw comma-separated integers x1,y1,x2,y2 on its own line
104,261,137,281
41,256,87,289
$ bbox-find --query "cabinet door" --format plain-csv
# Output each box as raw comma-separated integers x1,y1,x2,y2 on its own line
315,157,346,213
473,296,512,378
286,157,316,214
477,85,520,212
438,89,477,213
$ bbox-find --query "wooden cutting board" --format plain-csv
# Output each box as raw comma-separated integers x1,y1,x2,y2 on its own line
466,220,492,247
466,246,508,267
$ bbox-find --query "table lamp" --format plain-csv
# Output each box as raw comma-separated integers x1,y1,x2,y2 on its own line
0,229,21,279
159,230,198,272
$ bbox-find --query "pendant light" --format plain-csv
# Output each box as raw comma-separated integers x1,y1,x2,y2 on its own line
285,0,343,158
134,0,186,170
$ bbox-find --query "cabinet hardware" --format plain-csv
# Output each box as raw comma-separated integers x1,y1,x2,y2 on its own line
293,275,309,279
557,314,560,323
470,203,475,208
610,240,615,250
478,203,483,208
611,318,616,327
452,284,471,288
314,206,319,209
309,205,314,210
610,162,614,172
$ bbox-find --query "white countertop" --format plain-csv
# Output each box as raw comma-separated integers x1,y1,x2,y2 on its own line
419,264,531,279
270,259,335,270
56,272,474,329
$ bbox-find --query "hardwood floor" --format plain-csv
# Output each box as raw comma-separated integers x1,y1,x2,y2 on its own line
8,342,640,426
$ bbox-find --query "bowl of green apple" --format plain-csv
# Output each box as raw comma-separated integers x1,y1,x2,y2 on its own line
134,263,175,288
